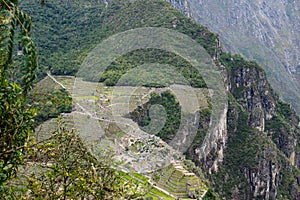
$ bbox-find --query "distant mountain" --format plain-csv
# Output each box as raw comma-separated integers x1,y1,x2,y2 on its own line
168,0,300,113
20,0,300,199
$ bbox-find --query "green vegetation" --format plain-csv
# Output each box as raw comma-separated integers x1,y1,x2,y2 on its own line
28,76,72,124
101,49,206,88
0,0,37,186
19,0,219,81
220,52,263,71
120,171,176,199
17,0,217,124
185,108,211,161
277,164,299,198
19,0,108,78
6,0,300,199
153,162,208,199
0,77,35,186
1,1,168,199
276,101,300,122
104,0,220,57
5,126,145,199
220,50,300,199
202,188,218,200
213,93,300,199
147,187,174,200
129,90,181,142
214,95,261,198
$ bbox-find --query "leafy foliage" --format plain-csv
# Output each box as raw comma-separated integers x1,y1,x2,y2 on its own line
10,0,300,199
0,0,37,185
129,90,181,142
28,88,72,124
213,96,261,198
100,49,206,88
103,0,220,57
6,126,145,199
202,188,218,200
1,0,38,93
0,77,35,186
19,0,107,79
19,0,220,81
27,76,72,124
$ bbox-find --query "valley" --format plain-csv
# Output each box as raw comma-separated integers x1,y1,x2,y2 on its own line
2,0,300,199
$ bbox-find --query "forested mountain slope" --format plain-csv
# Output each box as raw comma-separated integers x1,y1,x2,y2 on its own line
20,0,300,199
168,0,300,114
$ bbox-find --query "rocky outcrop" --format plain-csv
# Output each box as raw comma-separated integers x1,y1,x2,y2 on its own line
27,0,300,198
228,60,300,164
215,56,300,199
229,65,275,131
167,0,300,114
165,2,300,197
167,0,192,17
214,91,300,199
244,146,280,199
194,103,228,174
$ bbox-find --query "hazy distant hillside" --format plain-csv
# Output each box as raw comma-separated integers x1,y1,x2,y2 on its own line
168,0,300,113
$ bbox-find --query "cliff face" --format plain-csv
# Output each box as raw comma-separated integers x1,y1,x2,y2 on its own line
167,0,300,114
220,54,300,199
228,61,276,131
164,1,300,198
228,55,300,165
180,50,300,199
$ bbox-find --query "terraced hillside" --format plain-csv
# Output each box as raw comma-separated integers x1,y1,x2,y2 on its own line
156,162,208,198
37,75,208,171
35,74,213,198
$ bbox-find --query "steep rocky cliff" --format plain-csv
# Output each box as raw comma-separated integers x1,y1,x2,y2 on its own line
167,0,300,114
163,2,300,197
216,53,300,199
21,0,300,199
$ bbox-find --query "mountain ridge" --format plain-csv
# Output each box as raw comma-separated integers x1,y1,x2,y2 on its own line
167,0,300,114
20,0,300,199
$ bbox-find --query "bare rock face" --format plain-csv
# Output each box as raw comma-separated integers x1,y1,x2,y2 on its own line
225,58,300,199
163,2,300,198
230,63,298,161
229,64,276,131
167,0,192,17
167,0,300,114
193,103,228,174
244,146,280,200
221,92,300,199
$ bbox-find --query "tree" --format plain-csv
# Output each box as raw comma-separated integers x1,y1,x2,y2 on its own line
0,0,38,186
10,126,146,199
1,2,146,198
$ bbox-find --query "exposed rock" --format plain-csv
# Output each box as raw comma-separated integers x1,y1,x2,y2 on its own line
244,146,280,199
167,0,300,114
229,63,276,131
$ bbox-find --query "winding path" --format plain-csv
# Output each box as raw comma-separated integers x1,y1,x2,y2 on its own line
45,75,208,199
47,72,66,89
